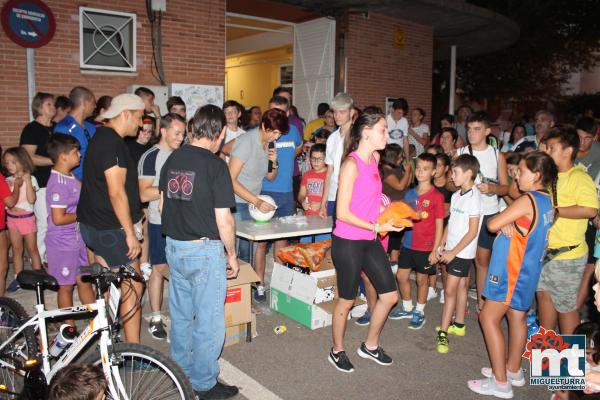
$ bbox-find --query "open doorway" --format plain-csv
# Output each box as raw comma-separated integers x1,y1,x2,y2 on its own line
225,12,335,122
225,14,294,114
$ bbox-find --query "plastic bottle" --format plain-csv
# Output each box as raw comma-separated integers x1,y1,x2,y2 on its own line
48,324,77,358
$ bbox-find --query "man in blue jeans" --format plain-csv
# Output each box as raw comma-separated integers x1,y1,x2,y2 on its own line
159,104,239,399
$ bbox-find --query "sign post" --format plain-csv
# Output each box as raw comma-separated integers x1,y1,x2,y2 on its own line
26,48,35,120
1,0,56,120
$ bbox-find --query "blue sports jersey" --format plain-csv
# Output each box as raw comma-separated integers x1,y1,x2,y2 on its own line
54,115,96,180
483,191,554,311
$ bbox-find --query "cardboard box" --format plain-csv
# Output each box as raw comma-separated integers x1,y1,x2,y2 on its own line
270,287,335,330
270,261,336,329
270,260,363,330
271,261,336,305
224,313,257,347
225,261,259,327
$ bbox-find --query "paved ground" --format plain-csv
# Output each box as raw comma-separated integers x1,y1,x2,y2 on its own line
6,259,551,400
221,297,548,400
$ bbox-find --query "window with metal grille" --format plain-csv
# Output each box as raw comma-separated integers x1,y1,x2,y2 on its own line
79,7,136,72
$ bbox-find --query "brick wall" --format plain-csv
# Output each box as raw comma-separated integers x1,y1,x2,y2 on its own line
345,13,433,124
0,0,225,146
0,4,434,145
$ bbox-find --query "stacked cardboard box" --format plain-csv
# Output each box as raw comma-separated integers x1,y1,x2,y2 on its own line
270,254,363,330
224,261,259,346
225,313,257,347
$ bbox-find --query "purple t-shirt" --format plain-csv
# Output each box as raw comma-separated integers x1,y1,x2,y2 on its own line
46,170,82,246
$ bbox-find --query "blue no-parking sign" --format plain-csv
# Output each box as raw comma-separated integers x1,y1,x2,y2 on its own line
1,0,55,48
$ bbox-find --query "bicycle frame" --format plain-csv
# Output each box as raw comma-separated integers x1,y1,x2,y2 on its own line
0,286,128,399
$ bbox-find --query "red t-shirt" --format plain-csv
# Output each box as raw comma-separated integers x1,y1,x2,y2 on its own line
403,186,445,251
300,169,326,216
0,175,12,229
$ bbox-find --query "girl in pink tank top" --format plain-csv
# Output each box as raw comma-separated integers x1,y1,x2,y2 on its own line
328,111,404,373
333,151,382,240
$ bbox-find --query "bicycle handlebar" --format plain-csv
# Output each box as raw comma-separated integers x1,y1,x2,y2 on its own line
79,263,105,276
79,263,144,283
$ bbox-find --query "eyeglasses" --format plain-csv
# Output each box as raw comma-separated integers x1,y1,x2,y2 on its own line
310,157,325,162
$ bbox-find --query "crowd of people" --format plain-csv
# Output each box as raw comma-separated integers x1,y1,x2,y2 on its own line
2,85,600,399
323,98,600,400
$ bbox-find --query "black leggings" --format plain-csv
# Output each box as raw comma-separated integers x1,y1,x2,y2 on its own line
331,235,397,300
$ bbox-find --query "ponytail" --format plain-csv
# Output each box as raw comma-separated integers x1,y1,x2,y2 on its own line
551,175,558,211
522,150,558,205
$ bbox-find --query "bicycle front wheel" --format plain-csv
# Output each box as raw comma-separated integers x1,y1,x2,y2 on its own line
84,342,195,400
0,297,38,396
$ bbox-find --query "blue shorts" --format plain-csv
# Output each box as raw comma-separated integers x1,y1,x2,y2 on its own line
149,223,167,265
327,201,336,216
260,191,295,218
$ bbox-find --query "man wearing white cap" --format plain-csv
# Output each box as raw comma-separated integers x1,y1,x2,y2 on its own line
77,93,145,343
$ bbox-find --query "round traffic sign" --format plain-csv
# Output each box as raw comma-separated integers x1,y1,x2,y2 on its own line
1,0,55,48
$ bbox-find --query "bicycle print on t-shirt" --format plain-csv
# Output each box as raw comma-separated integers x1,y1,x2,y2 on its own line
167,169,195,201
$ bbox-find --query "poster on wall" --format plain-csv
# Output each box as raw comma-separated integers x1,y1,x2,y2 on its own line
169,83,224,120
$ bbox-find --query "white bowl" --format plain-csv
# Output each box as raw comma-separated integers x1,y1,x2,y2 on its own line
248,195,277,223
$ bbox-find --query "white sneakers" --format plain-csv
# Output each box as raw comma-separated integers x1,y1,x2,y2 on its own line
427,287,438,301
468,376,513,399
468,368,525,399
480,367,525,387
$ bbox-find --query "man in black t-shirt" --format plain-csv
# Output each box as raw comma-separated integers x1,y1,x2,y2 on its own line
20,92,56,263
159,105,239,399
77,93,145,344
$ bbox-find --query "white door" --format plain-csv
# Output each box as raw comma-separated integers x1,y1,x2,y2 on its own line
293,18,336,123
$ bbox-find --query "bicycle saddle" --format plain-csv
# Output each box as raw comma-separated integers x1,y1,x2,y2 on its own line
17,270,58,290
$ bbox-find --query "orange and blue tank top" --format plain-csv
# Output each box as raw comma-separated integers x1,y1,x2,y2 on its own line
483,191,554,311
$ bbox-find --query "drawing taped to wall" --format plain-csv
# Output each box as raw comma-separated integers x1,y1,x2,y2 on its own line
169,83,224,120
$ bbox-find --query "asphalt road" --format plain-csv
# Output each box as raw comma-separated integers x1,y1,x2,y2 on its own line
220,293,549,400
7,261,550,400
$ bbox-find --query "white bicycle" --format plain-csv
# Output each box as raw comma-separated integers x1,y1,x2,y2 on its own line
0,264,195,399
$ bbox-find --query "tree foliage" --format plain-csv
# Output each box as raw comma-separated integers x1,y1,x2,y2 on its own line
457,0,600,100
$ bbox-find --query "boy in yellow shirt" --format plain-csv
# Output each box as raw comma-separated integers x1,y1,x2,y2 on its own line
304,103,329,141
539,129,598,335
